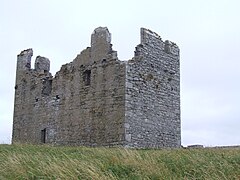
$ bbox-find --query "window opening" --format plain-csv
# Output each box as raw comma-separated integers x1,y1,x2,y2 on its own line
83,70,91,86
41,128,46,143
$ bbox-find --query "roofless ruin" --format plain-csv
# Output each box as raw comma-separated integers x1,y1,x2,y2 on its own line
12,27,181,148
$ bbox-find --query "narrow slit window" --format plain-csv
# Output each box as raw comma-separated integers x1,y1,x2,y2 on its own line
41,128,46,143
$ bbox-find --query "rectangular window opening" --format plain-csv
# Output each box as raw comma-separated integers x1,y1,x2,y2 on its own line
41,128,46,143
83,70,91,86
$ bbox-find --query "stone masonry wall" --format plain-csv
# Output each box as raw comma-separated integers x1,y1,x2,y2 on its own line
124,28,181,148
12,27,181,148
12,27,126,146
12,49,55,144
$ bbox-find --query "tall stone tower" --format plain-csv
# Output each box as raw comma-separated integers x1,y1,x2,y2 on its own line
12,27,180,148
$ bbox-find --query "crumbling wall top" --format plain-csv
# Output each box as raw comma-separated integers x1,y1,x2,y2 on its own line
140,28,179,56
35,56,50,72
17,48,33,70
18,48,33,57
90,27,114,62
140,28,161,44
17,48,51,72
91,27,111,46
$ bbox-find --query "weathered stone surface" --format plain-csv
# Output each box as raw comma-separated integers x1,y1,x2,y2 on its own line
12,27,181,148
125,28,181,148
17,48,33,70
35,56,50,72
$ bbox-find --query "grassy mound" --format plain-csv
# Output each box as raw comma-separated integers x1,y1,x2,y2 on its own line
0,144,240,179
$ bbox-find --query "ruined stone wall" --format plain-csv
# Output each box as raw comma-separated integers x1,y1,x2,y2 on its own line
124,28,181,148
12,27,181,148
12,27,126,146
12,49,54,144
52,42,125,146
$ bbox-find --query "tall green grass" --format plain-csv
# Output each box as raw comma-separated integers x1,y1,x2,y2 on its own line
0,144,239,179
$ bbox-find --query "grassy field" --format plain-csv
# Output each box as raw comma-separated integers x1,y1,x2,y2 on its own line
0,144,240,179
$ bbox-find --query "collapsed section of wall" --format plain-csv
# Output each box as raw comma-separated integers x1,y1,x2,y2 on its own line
125,28,181,148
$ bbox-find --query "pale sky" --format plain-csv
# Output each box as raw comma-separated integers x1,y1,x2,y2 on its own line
0,0,240,146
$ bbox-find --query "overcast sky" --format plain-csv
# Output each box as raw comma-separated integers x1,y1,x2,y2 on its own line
0,0,239,146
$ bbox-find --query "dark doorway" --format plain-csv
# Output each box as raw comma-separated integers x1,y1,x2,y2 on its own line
41,128,46,143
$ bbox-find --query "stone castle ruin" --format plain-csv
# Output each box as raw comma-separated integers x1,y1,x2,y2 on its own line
12,27,181,148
